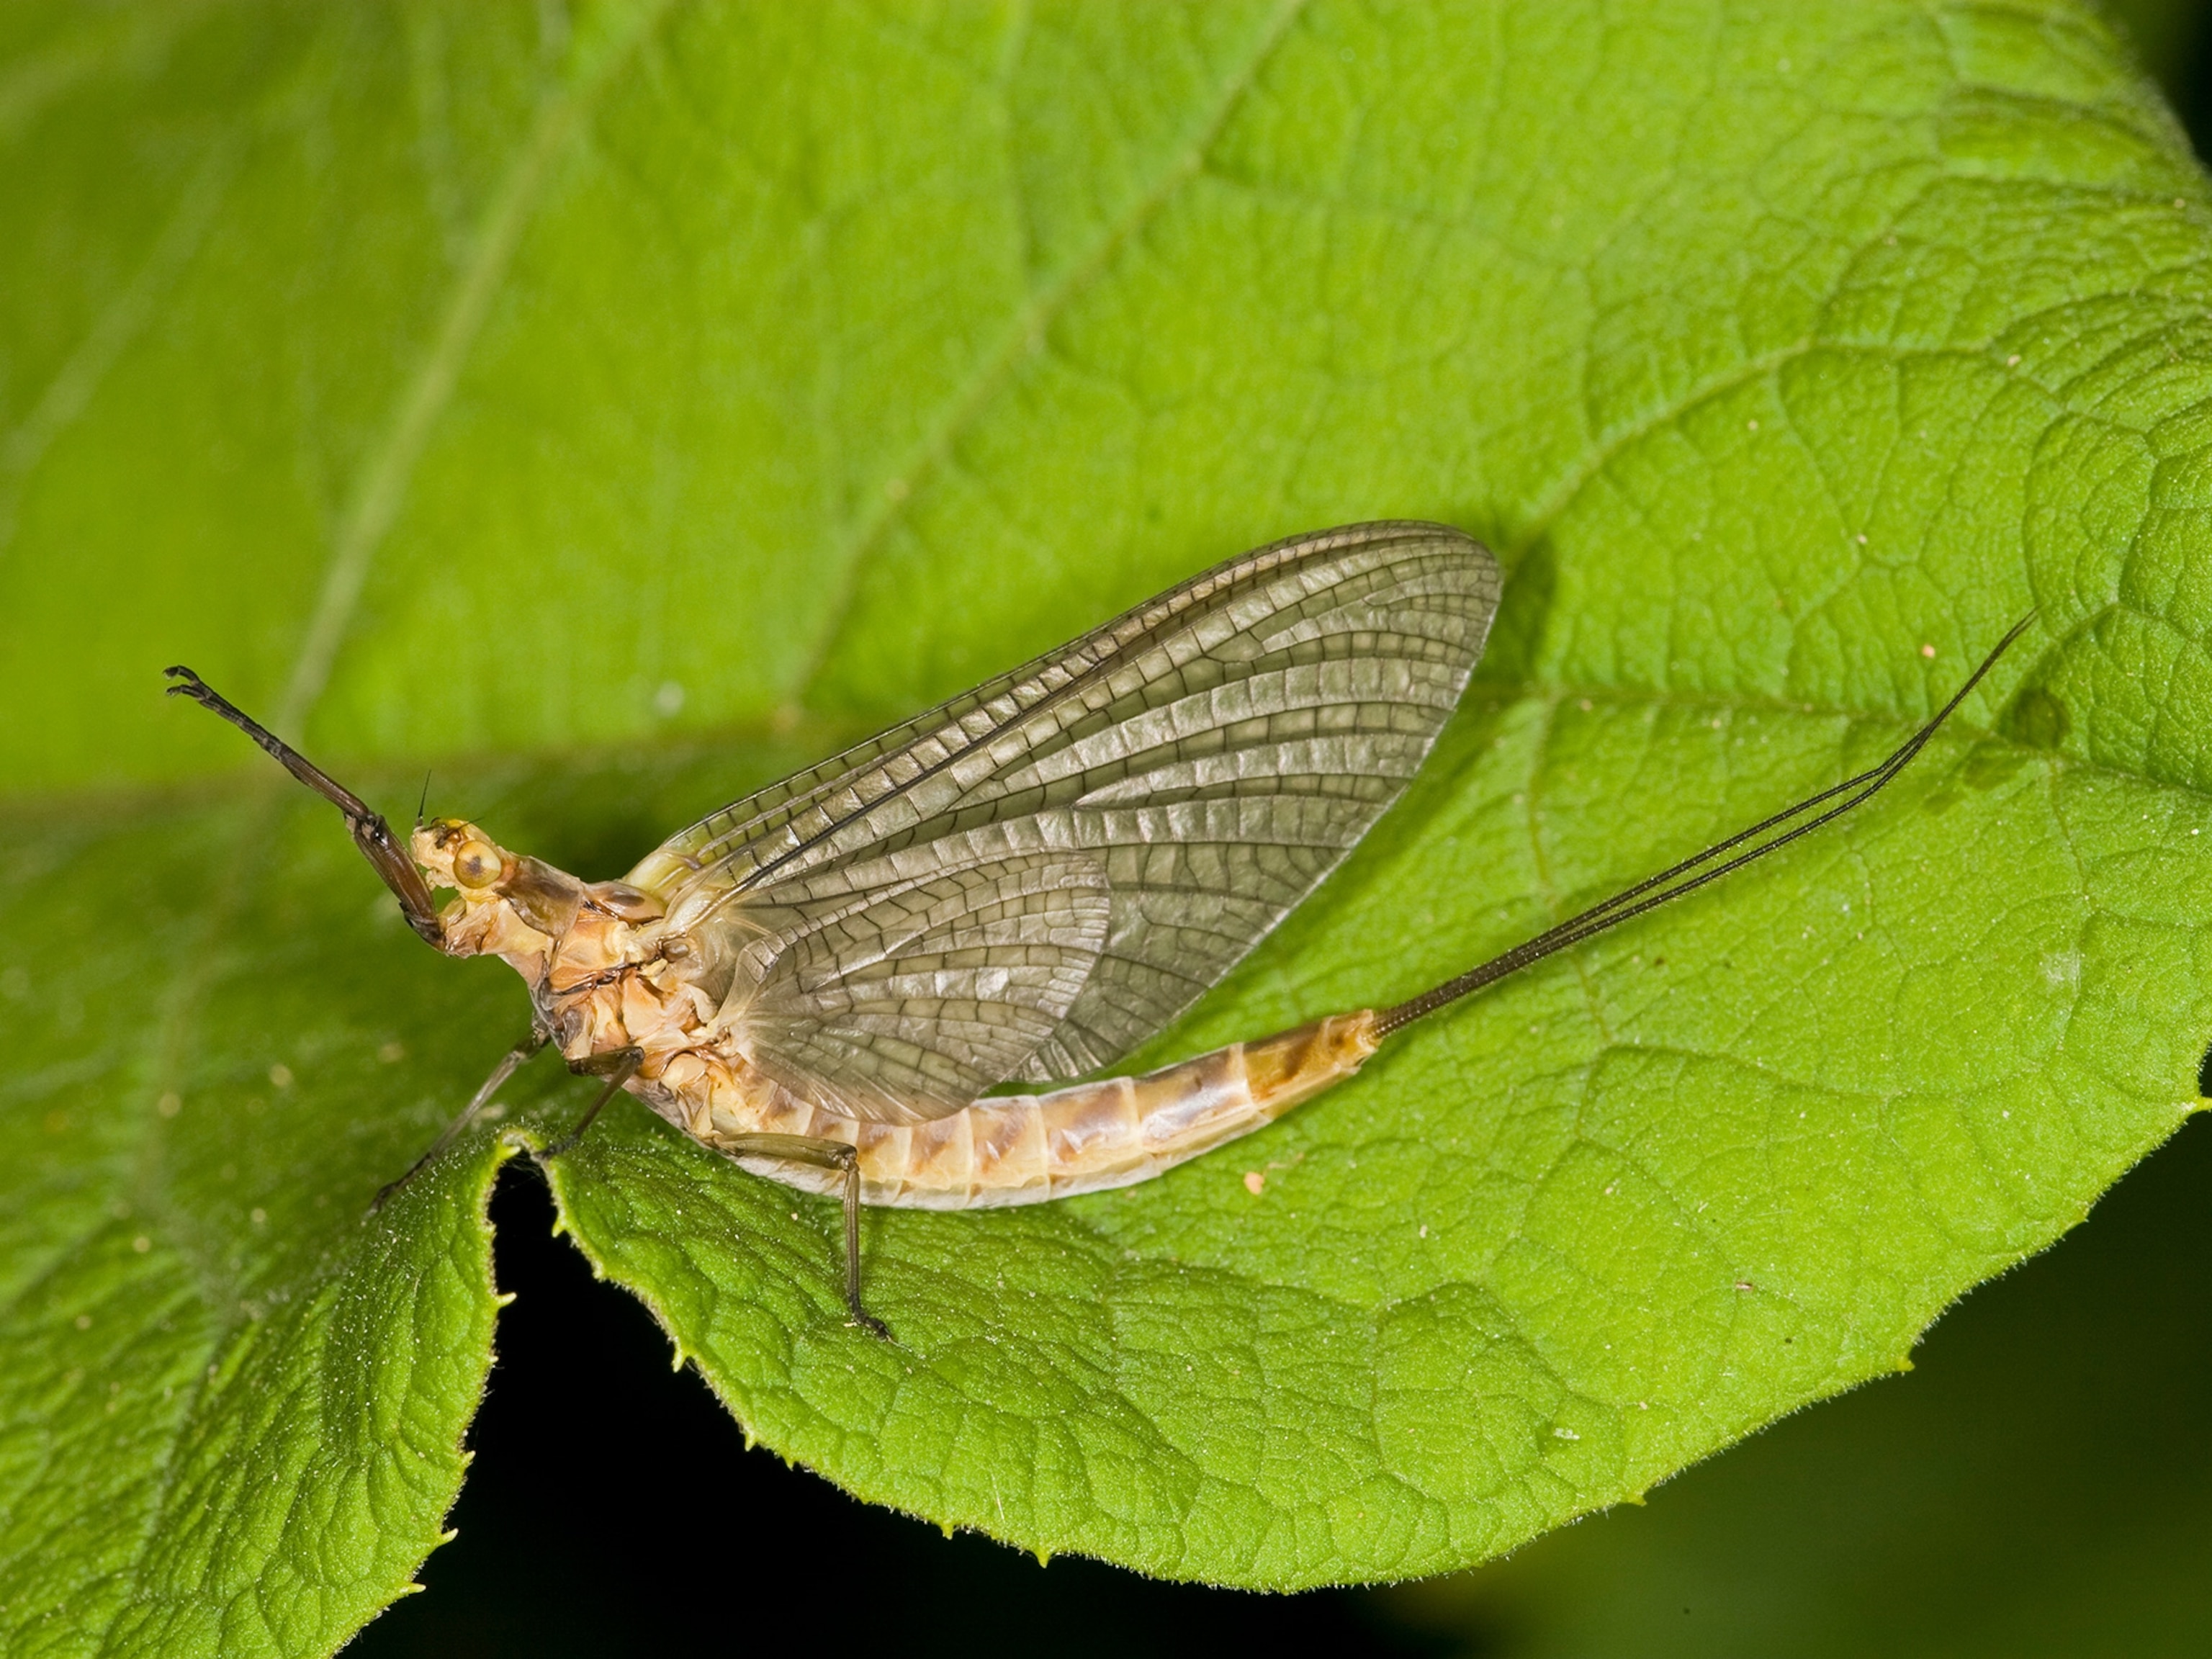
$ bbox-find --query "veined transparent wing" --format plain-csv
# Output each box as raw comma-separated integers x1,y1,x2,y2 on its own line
728,850,1112,1121
629,522,1501,1120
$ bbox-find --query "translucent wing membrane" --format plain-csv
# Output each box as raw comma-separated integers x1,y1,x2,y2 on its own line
737,852,1112,1123
633,522,1500,1119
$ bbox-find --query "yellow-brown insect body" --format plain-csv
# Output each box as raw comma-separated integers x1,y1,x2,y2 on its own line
168,531,2024,1333
411,817,1381,1208
703,1011,1381,1210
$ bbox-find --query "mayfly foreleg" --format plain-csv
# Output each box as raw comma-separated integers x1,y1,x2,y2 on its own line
163,666,446,948
540,1046,646,1159
372,1026,551,1211
719,1133,889,1340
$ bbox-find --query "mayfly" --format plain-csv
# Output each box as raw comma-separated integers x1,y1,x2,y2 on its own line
167,523,2028,1338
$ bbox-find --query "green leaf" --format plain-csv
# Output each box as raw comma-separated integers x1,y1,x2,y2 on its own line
1371,1113,2212,1654
7,0,2212,1647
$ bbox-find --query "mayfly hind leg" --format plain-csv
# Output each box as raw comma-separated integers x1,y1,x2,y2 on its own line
719,1133,889,1341
372,1027,550,1211
534,1063,892,1339
539,1046,645,1159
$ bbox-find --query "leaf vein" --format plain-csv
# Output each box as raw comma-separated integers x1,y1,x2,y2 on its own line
790,0,1315,703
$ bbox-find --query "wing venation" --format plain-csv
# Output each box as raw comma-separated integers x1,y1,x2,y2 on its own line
634,522,1501,1114
736,851,1112,1123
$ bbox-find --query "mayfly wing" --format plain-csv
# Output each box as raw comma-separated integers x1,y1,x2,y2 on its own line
730,851,1115,1120
629,522,1501,1123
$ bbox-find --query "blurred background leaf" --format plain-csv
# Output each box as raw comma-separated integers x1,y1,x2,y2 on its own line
7,1,2212,1653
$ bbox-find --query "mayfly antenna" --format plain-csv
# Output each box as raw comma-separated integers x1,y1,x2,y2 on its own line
1373,613,2037,1039
417,771,433,828
163,665,448,948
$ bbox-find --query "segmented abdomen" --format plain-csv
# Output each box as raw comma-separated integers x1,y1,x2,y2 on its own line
684,1012,1380,1209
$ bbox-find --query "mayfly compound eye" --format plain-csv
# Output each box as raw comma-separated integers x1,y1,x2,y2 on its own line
453,840,503,889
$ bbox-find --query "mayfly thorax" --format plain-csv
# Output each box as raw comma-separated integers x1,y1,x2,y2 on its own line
166,523,2031,1338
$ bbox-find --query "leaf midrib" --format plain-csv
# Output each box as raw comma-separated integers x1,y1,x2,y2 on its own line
275,1,675,735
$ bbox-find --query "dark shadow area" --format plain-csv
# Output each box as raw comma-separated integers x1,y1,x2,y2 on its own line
2099,0,2212,153
348,1169,1436,1658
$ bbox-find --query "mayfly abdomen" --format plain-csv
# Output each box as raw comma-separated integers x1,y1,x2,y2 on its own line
711,1012,1380,1210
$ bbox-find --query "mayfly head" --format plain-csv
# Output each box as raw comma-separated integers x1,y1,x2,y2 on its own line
408,818,518,963
409,816,608,984
406,817,555,968
412,817,512,898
